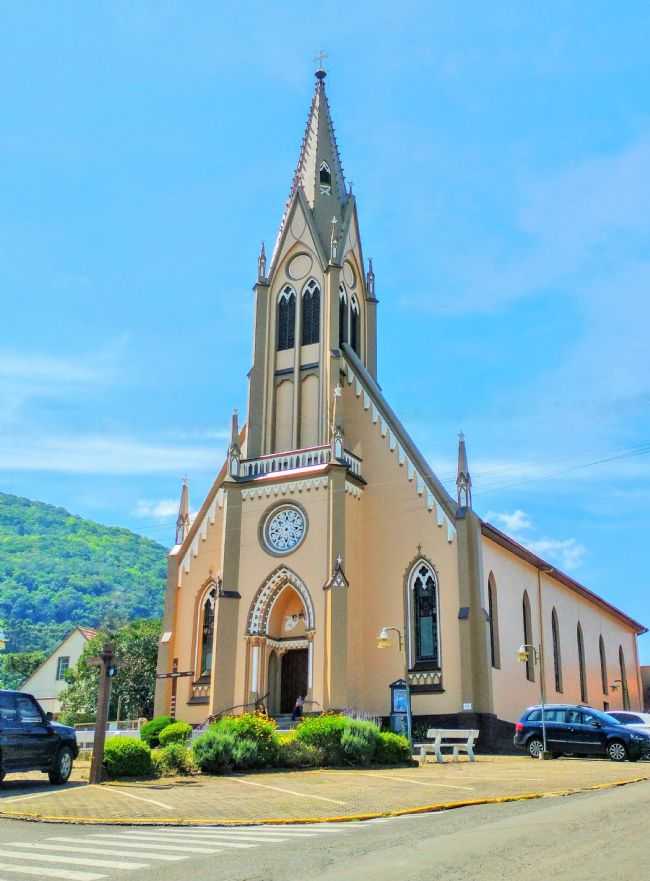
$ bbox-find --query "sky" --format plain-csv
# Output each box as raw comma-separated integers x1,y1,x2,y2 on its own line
1,2,649,661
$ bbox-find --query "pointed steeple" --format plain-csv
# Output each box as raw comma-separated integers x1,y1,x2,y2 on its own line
273,67,349,265
456,432,472,509
257,242,267,284
175,478,190,545
228,408,241,478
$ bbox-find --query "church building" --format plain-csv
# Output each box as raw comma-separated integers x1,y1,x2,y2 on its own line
155,68,646,744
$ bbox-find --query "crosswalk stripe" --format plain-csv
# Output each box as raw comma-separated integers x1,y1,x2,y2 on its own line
180,827,325,836
82,835,224,854
0,864,105,881
0,847,145,871
121,831,256,849
147,830,304,843
47,839,187,861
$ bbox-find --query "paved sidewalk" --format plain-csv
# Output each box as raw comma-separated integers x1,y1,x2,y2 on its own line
0,756,647,825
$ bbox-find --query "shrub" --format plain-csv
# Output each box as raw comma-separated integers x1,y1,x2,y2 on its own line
295,715,347,763
152,743,196,776
213,714,279,766
140,715,172,748
192,730,237,773
279,738,325,769
104,737,152,778
159,721,192,747
375,731,411,765
340,720,379,766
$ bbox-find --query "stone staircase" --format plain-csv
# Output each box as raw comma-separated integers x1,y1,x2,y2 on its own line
272,714,296,732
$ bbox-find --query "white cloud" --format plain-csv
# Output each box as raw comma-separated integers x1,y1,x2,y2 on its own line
485,509,532,533
525,537,587,572
0,434,223,475
134,499,179,520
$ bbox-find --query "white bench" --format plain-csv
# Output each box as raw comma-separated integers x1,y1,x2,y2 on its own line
413,728,479,763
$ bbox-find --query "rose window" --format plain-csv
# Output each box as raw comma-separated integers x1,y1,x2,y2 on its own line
263,505,306,554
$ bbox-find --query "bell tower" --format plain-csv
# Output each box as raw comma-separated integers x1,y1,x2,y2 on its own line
245,67,378,458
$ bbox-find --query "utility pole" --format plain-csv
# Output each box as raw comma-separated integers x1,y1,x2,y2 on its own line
88,642,116,785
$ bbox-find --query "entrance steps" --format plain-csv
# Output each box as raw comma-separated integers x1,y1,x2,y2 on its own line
272,713,297,732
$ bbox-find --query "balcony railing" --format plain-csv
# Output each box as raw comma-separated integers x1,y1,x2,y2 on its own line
238,444,361,479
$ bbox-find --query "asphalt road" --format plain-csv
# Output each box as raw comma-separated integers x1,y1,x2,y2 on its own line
0,779,648,880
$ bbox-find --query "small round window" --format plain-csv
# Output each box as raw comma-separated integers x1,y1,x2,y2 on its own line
263,505,307,555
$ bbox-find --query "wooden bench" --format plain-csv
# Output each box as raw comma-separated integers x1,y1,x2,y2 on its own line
413,728,479,763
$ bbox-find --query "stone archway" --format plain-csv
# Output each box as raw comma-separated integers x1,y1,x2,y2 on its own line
247,566,315,636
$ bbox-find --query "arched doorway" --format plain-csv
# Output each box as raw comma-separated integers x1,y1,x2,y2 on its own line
247,567,315,716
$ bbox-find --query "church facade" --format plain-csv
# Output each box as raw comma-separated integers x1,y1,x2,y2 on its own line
155,70,645,742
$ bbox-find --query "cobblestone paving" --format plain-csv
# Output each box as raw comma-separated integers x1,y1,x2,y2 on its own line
0,756,647,824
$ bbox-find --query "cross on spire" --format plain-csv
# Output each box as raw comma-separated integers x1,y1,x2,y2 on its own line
314,50,328,73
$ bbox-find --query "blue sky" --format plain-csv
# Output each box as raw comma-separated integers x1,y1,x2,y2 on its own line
2,3,649,660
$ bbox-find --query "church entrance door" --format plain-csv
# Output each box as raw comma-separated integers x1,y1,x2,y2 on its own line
280,649,308,713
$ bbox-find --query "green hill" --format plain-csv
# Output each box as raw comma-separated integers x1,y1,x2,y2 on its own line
0,492,167,654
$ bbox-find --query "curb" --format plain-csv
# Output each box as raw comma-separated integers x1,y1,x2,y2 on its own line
0,774,647,827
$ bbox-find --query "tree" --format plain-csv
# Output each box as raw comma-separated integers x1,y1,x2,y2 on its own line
0,650,46,689
59,619,161,724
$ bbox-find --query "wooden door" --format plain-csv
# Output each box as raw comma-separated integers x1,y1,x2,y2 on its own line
280,649,308,713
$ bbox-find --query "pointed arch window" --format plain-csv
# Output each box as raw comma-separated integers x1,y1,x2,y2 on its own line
338,284,348,346
522,591,534,682
551,608,562,693
577,623,587,703
301,279,320,345
319,161,331,194
277,286,296,351
487,573,500,669
350,295,360,355
409,561,440,667
199,586,217,678
619,646,630,709
599,636,608,695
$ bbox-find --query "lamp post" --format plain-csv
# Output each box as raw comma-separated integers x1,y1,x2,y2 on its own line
377,626,412,745
517,643,548,758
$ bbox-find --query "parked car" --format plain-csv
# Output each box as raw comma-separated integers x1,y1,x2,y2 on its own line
514,704,650,761
608,711,650,734
0,690,79,784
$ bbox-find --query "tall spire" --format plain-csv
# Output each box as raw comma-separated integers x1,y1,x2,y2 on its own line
456,432,472,509
175,478,190,545
228,408,241,478
273,66,348,264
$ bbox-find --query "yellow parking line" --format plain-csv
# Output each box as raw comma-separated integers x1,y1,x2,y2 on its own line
227,778,346,806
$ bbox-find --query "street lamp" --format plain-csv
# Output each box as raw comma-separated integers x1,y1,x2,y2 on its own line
377,626,412,745
517,643,549,758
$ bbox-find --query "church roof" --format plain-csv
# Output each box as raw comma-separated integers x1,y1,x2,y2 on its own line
482,521,647,635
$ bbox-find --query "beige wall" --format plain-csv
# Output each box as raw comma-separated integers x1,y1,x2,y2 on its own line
21,629,90,716
483,538,642,722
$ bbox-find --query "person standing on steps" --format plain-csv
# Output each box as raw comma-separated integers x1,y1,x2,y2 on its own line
291,694,304,723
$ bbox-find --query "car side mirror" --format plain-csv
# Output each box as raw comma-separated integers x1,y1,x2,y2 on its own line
45,712,53,722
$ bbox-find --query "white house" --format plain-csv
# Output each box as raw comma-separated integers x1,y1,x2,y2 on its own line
20,627,96,716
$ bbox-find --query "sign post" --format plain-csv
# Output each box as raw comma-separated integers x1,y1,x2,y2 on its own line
88,643,117,785
155,658,194,721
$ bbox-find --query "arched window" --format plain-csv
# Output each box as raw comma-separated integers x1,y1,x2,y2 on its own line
338,284,348,346
487,573,500,669
409,561,439,667
301,279,320,345
319,161,331,194
199,587,216,678
522,591,534,682
577,623,587,703
619,646,630,709
277,286,296,351
350,296,360,354
551,608,562,693
599,636,608,695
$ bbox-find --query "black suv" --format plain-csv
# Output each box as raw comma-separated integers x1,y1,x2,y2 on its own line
0,690,79,784
514,704,650,762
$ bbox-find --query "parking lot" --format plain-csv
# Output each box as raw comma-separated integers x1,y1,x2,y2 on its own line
0,755,648,824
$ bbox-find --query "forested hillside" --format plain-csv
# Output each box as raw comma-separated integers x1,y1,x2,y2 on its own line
0,492,167,654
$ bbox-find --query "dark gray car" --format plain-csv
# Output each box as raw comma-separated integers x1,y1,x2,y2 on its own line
0,689,79,784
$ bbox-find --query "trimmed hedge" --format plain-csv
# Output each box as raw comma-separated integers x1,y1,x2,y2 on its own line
192,714,280,773
295,714,347,762
152,743,196,776
140,715,172,748
375,731,411,765
159,721,192,747
104,738,152,778
279,738,325,769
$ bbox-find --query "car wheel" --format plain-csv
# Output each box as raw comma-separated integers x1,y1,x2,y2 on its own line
607,740,627,762
527,738,544,759
49,746,74,784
